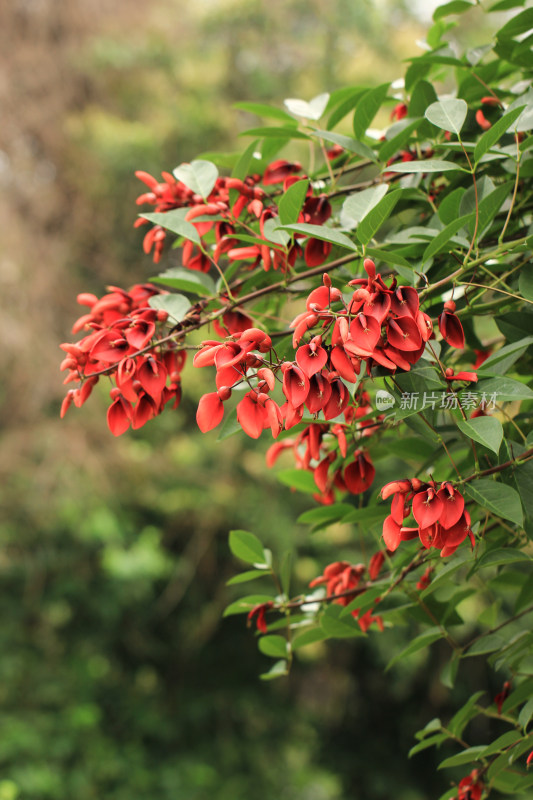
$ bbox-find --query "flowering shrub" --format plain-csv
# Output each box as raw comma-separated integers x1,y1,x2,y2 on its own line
60,2,533,797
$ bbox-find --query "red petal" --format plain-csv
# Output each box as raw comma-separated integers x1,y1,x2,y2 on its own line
196,392,224,433
412,490,443,528
383,516,402,552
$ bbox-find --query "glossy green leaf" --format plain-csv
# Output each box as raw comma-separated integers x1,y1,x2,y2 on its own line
240,126,310,140
278,222,358,251
278,179,309,226
438,746,487,770
223,594,275,617
353,83,390,139
292,627,329,650
502,678,533,713
476,376,533,401
149,267,216,296
141,210,201,245
464,632,508,656
475,547,531,570
277,469,318,494
341,185,389,229
311,130,377,161
464,480,524,527
519,698,533,731
433,1,474,20
386,628,443,670
320,606,365,639
474,105,526,163
448,691,485,737
425,98,468,135
519,266,533,301
297,504,353,525
229,530,267,565
148,293,191,323
173,159,218,199
409,733,448,758
260,659,288,680
384,159,468,173
481,730,523,758
226,570,269,586
422,213,474,262
356,191,401,245
258,635,288,658
233,101,296,123
457,416,503,455
478,336,533,375
497,8,533,39
379,119,421,163
490,0,526,9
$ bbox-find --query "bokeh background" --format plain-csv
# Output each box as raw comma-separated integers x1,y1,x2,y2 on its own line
0,1,512,798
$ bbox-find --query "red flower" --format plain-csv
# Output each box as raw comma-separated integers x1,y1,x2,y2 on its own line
247,602,274,634
457,769,483,800
439,300,465,349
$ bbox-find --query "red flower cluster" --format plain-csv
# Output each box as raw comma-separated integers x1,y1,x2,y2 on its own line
309,560,384,633
381,479,473,557
135,161,334,272
457,769,484,800
59,284,186,435
291,260,432,376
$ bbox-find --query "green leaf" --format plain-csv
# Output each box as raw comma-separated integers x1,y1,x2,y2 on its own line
433,1,474,20
356,191,401,245
415,717,443,740
341,185,389,229
258,635,288,659
140,210,201,245
474,105,526,163
464,480,524,527
478,337,533,375
148,293,191,323
476,547,531,570
311,130,377,161
260,659,288,680
229,530,267,565
277,469,318,494
441,654,460,689
422,213,474,262
519,266,533,301
438,187,466,225
476,376,533,401
497,8,533,39
278,179,309,226
278,222,358,252
490,0,526,9
292,628,328,650
503,678,533,713
226,570,269,586
223,594,275,617
438,746,487,770
384,159,468,173
409,80,438,118
379,119,422,164
448,691,485,737
425,98,468,135
465,632,508,656
481,730,523,758
173,159,218,199
240,126,310,140
320,605,366,638
457,417,503,455
297,503,353,526
519,698,533,731
233,101,296,123
353,83,390,140
409,733,448,757
149,267,216,296
341,506,388,525
386,628,443,670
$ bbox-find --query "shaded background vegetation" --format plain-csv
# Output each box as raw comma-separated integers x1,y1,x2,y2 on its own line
0,1,513,797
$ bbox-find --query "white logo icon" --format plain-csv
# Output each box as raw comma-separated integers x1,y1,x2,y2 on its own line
376,390,395,410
